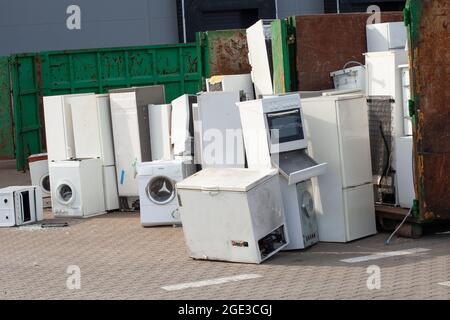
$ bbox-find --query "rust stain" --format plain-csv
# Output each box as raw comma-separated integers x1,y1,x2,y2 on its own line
208,30,251,76
295,12,404,91
413,0,450,221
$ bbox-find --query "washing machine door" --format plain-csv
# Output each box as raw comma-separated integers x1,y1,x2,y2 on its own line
146,176,175,205
56,182,76,205
40,174,51,195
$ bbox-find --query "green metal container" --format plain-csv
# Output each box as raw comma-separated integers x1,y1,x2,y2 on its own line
197,29,252,79
6,43,202,171
0,56,15,160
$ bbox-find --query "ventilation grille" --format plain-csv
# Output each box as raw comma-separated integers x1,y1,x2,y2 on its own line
367,96,394,177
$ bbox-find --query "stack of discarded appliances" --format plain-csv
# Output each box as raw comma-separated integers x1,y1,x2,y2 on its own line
0,17,412,266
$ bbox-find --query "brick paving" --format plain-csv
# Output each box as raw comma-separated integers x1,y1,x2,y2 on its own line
1,162,449,300
0,210,449,300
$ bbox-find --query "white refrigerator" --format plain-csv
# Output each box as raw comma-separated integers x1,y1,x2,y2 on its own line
70,94,119,211
301,93,377,242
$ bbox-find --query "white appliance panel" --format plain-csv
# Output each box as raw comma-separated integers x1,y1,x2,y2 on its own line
343,184,377,241
247,20,274,98
103,165,119,211
149,104,173,161
109,92,142,196
43,96,75,161
198,92,245,168
336,97,373,188
395,136,415,208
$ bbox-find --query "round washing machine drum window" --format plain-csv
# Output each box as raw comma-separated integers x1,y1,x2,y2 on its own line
41,174,51,193
56,183,75,205
146,176,175,205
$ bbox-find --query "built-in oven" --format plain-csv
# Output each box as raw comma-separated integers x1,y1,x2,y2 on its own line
265,107,308,153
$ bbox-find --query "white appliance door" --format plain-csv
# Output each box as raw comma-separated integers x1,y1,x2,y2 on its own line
198,92,245,168
110,92,142,196
343,183,377,242
149,104,172,161
395,136,415,208
71,94,102,160
336,98,372,188
247,20,273,97
171,95,191,156
97,95,116,166
388,22,407,50
103,166,119,211
44,96,75,161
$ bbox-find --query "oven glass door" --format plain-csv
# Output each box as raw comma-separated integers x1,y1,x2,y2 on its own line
266,108,304,145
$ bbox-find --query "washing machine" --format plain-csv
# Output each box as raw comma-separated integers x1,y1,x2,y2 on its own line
28,153,52,208
49,159,106,218
137,159,196,226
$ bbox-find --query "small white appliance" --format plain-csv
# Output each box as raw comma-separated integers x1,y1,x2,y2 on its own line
70,94,119,211
247,19,275,98
176,168,288,264
0,186,43,227
28,153,51,208
301,93,377,242
330,64,366,92
238,94,327,250
197,92,245,168
366,22,407,52
109,86,165,197
149,104,173,161
137,159,195,227
43,93,92,162
50,159,106,218
171,94,196,157
206,74,255,101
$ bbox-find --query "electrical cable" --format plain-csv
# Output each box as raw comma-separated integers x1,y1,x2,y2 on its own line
385,207,412,245
378,121,391,188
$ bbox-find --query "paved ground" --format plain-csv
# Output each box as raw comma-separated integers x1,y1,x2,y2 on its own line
1,161,449,300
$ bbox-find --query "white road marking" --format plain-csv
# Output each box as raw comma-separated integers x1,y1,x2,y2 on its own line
161,274,262,291
340,248,431,263
438,281,450,287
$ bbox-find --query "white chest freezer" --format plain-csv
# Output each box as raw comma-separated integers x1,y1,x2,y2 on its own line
176,168,288,264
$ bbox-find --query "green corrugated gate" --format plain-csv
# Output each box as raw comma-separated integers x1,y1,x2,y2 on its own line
0,57,15,160
7,43,202,171
10,54,44,171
